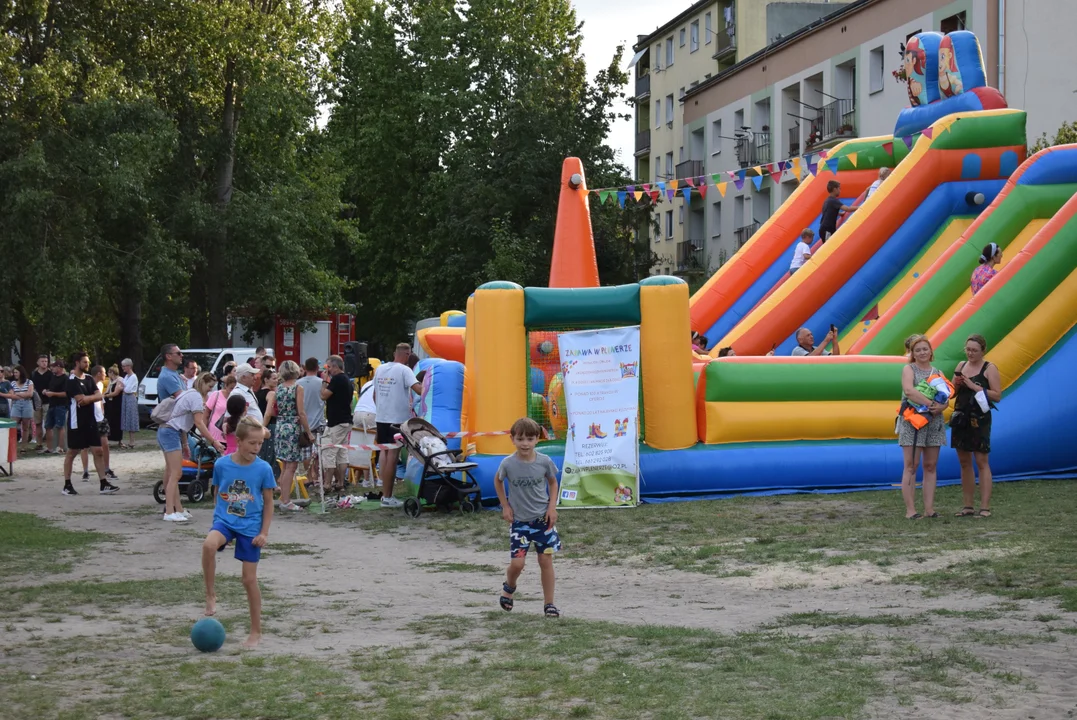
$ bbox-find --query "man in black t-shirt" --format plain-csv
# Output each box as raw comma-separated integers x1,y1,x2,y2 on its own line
42,359,70,453
62,351,117,496
31,355,50,447
319,355,355,493
818,180,858,243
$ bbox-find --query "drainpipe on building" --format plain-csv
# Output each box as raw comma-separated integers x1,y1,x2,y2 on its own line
997,0,1006,95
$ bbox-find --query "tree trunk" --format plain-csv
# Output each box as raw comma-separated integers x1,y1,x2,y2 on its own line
12,300,38,366
117,286,144,374
207,57,237,348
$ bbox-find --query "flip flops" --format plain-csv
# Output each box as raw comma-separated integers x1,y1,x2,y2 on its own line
499,583,515,612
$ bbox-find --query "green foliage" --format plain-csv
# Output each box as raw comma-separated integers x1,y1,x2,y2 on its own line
1029,120,1077,154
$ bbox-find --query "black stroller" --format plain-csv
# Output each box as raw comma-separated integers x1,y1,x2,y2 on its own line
397,418,482,518
153,427,218,505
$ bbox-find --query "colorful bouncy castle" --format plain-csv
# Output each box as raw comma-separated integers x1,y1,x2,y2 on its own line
416,30,1077,501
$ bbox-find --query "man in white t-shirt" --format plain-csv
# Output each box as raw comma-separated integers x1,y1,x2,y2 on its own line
231,364,263,423
372,343,422,508
789,228,815,274
790,327,840,357
865,167,891,200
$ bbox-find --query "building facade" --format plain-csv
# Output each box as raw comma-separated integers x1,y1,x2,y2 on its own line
630,0,840,277
637,0,1077,279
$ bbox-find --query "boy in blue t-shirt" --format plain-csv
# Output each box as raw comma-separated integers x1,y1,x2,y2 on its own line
201,416,276,648
494,417,562,618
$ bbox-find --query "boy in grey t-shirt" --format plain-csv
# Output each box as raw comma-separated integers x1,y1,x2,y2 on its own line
494,417,561,618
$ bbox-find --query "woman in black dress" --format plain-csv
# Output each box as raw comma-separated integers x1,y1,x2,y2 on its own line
104,365,125,445
256,369,279,476
951,334,1002,518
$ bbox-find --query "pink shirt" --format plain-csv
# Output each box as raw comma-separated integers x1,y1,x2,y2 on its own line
205,390,230,444
223,430,238,455
971,264,997,295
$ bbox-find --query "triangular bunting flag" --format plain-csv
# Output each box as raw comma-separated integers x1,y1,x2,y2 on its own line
777,160,787,172
666,189,675,201
698,184,707,199
685,177,696,188
826,158,839,173
669,179,679,190
727,171,738,180
901,136,913,150
633,191,643,202
682,188,692,202
769,168,782,184
807,163,818,176
649,190,660,203
791,157,801,176
818,149,829,159
752,166,762,177
736,169,747,182
922,127,934,139
717,182,727,197
751,175,763,190
657,181,666,192
712,174,723,185
626,185,635,194
599,190,612,205
847,152,858,167
882,141,894,155
617,191,626,208
733,178,745,191
642,183,651,193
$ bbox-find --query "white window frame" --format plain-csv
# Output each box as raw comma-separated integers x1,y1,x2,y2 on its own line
655,100,661,129
690,21,699,53
869,45,884,95
711,119,722,155
665,152,673,178
679,28,686,47
666,37,674,66
705,12,712,44
678,205,684,225
666,211,674,239
654,43,662,70
665,94,674,125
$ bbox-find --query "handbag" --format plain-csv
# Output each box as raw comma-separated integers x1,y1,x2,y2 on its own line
298,431,313,449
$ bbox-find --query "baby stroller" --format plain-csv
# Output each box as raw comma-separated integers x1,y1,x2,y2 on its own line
153,427,218,505
398,418,482,518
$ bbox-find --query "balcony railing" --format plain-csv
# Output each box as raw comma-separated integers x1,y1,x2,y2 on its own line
735,132,771,168
676,240,705,273
635,128,651,155
674,159,704,181
734,222,760,249
713,7,736,60
805,98,856,152
787,125,800,158
635,73,651,99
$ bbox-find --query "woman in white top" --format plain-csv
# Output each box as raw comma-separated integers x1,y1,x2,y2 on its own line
161,373,225,522
4,365,35,451
120,359,140,448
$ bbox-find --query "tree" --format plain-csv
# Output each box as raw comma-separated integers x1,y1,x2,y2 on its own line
1029,120,1077,154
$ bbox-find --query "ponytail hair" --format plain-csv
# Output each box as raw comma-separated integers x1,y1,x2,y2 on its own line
223,394,247,436
979,242,999,264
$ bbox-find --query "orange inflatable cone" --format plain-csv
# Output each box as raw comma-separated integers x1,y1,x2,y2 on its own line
549,157,600,288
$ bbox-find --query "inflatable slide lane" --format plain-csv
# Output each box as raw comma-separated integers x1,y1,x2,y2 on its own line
713,109,1026,356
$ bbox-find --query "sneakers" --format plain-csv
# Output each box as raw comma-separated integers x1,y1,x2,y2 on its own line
181,510,192,519
105,469,118,481
380,496,404,509
163,513,189,522
82,470,90,481
62,485,78,496
99,483,119,495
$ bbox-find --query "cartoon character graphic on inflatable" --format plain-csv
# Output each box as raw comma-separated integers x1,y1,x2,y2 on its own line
938,35,963,98
903,37,928,106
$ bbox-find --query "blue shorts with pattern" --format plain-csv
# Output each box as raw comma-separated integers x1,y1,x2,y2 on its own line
509,518,561,559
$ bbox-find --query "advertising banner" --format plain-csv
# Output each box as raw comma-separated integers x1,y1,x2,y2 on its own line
556,326,640,509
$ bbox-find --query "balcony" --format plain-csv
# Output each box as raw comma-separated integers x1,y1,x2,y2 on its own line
787,125,800,158
674,159,704,181
734,222,760,248
634,73,651,100
635,128,651,156
735,132,771,168
805,98,856,152
675,240,705,274
713,8,736,60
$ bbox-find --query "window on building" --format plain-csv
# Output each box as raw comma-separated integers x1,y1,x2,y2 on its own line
905,29,922,44
679,87,685,101
666,37,674,66
655,100,661,129
711,200,722,238
678,205,684,225
711,119,722,154
690,21,699,53
705,12,712,44
654,156,660,181
679,28,685,47
666,211,674,239
940,11,966,33
654,43,662,70
665,152,673,178
665,94,674,125
869,46,884,94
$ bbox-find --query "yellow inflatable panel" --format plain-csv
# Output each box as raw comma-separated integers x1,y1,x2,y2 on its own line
472,287,525,455
702,400,898,444
640,283,697,449
927,219,1048,337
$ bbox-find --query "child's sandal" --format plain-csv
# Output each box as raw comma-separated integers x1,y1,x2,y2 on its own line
499,583,515,611
544,604,560,618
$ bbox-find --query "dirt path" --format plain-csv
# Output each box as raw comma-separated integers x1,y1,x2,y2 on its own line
4,447,1077,718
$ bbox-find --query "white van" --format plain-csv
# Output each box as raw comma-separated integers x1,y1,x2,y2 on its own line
138,347,268,424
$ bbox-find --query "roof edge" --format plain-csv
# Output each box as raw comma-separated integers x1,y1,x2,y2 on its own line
633,0,717,51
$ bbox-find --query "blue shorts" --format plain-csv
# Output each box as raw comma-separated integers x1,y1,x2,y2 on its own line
157,426,182,453
509,518,561,559
210,522,261,563
10,399,33,419
44,405,68,429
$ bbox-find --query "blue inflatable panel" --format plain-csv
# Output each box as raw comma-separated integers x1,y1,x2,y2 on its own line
468,325,1077,502
774,179,1004,355
447,314,467,328
426,359,465,451
894,92,993,138
702,205,851,343
1016,146,1077,186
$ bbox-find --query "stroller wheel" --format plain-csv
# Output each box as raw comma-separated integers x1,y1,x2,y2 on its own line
403,497,422,519
460,499,476,514
187,481,206,504
152,481,166,505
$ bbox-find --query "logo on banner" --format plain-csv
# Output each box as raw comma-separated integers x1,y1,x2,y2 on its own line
586,423,607,439
614,418,629,437
560,360,578,376
560,489,578,501
619,362,638,379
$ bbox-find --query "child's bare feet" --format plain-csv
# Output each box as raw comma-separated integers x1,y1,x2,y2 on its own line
241,632,261,649
204,595,216,617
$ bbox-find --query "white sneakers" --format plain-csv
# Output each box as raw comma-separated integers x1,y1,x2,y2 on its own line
163,510,193,522
380,496,404,508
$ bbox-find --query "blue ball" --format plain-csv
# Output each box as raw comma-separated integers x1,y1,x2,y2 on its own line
191,617,226,652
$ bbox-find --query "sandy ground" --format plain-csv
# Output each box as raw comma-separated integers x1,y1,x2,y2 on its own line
3,446,1077,719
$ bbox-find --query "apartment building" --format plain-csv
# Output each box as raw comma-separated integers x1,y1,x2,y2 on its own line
677,0,1077,277
630,0,840,276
